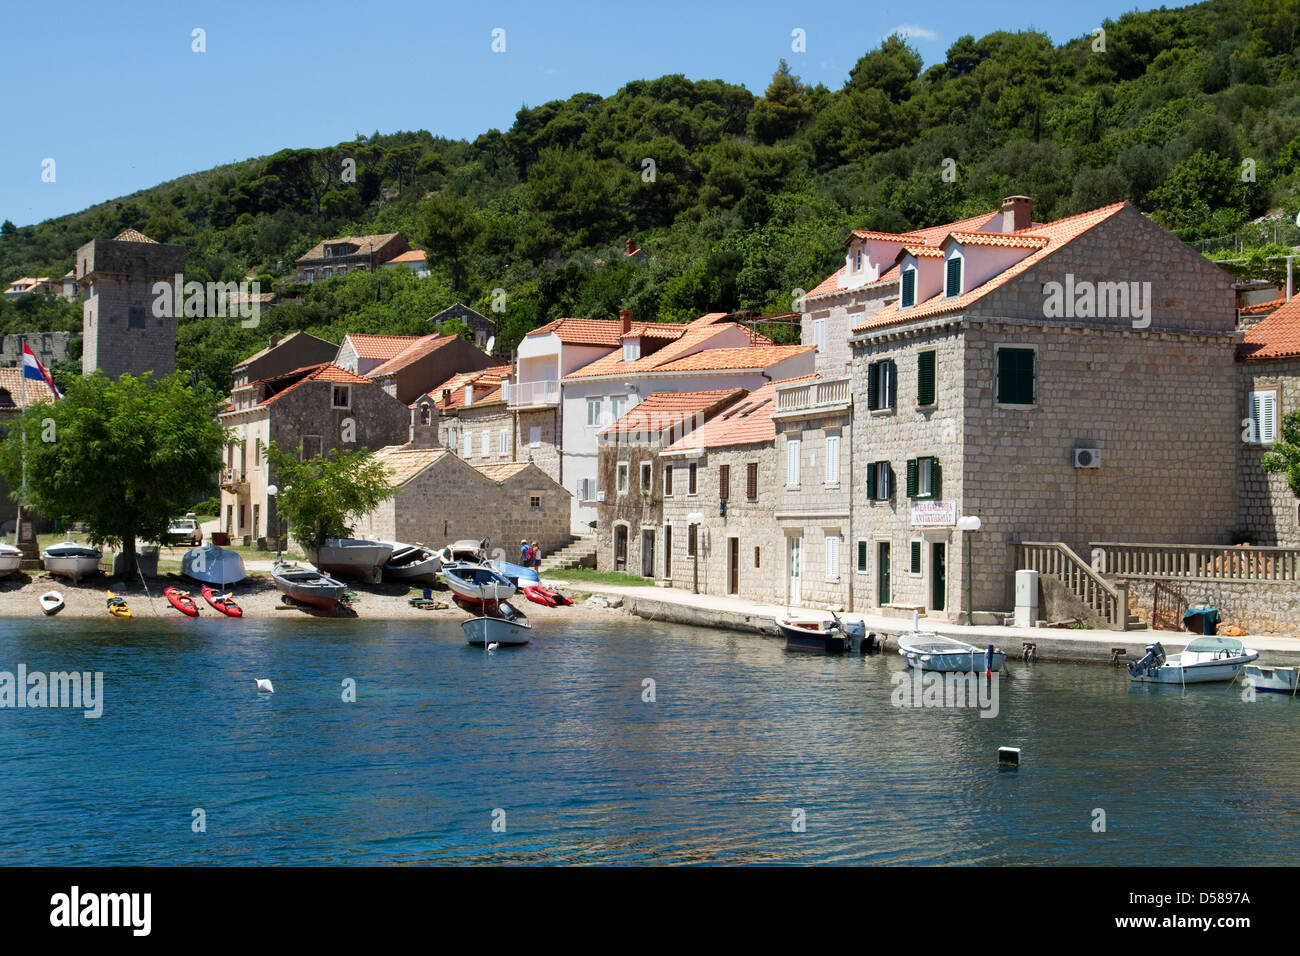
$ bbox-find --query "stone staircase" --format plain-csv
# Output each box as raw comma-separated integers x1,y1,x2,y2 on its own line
538,534,597,573
1016,540,1146,630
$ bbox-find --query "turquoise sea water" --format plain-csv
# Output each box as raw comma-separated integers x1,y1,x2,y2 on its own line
0,615,1296,865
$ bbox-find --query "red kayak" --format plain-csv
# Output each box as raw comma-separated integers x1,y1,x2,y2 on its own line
520,584,557,607
201,587,243,617
164,587,199,617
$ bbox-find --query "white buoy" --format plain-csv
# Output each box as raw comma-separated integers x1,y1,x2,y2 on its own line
256,678,274,694
487,642,500,652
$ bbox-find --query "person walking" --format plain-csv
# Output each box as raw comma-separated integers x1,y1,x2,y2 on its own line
531,541,541,569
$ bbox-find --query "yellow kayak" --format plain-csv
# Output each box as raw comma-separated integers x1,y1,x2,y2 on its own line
106,590,131,618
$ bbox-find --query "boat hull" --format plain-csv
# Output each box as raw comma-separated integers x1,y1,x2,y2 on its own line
442,567,516,605
310,540,395,585
1243,665,1299,694
200,586,242,617
384,545,442,584
492,560,541,585
43,555,102,583
271,563,347,612
898,635,1006,672
181,545,247,586
164,587,199,617
0,550,22,577
462,616,532,646
39,591,64,615
1132,656,1258,684
777,619,848,654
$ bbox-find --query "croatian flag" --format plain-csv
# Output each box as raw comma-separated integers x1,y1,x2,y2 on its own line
22,342,62,400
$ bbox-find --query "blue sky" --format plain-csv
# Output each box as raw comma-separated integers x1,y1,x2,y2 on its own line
2,0,1160,226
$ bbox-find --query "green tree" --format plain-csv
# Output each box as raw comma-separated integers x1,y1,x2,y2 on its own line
0,373,226,576
263,441,394,555
417,191,483,291
1262,411,1300,498
749,60,814,144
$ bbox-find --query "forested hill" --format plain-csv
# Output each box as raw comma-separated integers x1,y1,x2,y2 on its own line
2,0,1299,394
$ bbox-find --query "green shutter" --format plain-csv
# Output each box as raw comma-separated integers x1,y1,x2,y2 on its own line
945,257,962,297
906,458,918,498
902,269,916,307
867,362,879,410
910,540,922,573
917,350,936,406
857,540,868,571
997,348,1035,405
930,459,942,499
866,461,878,500
887,359,897,409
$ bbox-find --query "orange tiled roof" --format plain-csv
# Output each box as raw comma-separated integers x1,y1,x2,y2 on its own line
0,367,58,408
599,388,747,438
112,228,156,243
943,230,1049,250
1238,296,1300,361
853,201,1130,333
429,364,512,409
620,323,685,341
260,363,372,405
367,334,461,377
903,246,946,259
372,444,452,486
653,344,814,373
565,316,788,381
1241,297,1285,316
344,333,424,361
661,375,816,452
526,316,685,347
386,249,427,264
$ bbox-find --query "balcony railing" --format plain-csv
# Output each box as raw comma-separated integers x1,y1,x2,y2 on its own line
220,467,248,493
506,380,560,408
1092,542,1300,582
774,376,851,415
1016,541,1127,628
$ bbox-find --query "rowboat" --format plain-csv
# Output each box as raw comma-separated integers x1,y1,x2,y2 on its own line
1243,664,1299,694
776,613,874,654
271,561,347,612
1128,636,1260,684
39,591,64,615
437,538,489,569
42,541,102,583
898,613,1004,672
383,543,442,585
164,587,200,617
462,600,532,647
201,586,243,617
492,559,541,585
181,544,247,587
441,564,516,607
0,542,22,577
307,538,394,585
106,590,131,618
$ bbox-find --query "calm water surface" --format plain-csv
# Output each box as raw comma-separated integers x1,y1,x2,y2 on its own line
0,615,1296,865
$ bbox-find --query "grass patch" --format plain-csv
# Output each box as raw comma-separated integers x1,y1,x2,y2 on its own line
548,568,656,587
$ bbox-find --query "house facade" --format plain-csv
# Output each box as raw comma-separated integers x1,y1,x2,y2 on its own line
430,302,496,353
365,332,492,406
231,331,338,390
427,365,516,465
295,233,409,283
0,332,74,369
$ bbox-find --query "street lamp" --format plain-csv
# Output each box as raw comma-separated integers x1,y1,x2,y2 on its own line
956,515,981,626
687,511,703,595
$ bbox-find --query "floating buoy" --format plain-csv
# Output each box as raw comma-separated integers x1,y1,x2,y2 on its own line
255,679,274,694
998,746,1021,767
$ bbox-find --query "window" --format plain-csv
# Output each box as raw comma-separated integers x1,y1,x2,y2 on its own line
617,463,629,494
323,268,332,279
866,461,894,501
856,540,869,573
910,539,923,574
754,546,761,568
337,266,347,275
901,267,917,308
529,426,541,447
461,432,472,457
997,347,1036,405
787,438,801,487
688,523,697,557
825,435,840,485
610,395,629,422
586,397,603,427
481,430,490,457
917,350,936,406
944,255,962,298
499,429,509,455
813,318,826,354
867,360,896,411
304,270,315,282
529,494,541,511
688,462,697,495
665,525,672,575
254,439,263,467
578,478,595,501
719,464,730,500
825,535,839,580
906,457,941,499
1250,390,1279,445
640,463,652,492
332,386,350,408
746,462,758,500
623,340,640,362
854,249,863,272
302,435,322,460
665,465,673,496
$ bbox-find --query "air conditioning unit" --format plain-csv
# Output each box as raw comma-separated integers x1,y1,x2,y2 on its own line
1073,447,1102,469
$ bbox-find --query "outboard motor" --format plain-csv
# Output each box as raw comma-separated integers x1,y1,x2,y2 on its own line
1127,642,1166,679
841,620,867,653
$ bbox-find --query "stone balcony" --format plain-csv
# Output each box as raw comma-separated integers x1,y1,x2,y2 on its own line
771,376,851,419
220,467,248,493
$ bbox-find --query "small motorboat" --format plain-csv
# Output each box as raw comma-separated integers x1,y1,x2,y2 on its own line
492,559,541,585
181,544,247,587
437,538,489,568
383,543,442,585
106,590,131,618
776,613,874,654
308,538,394,585
39,591,64,615
1243,664,1299,694
164,586,200,617
271,561,347,612
1128,636,1260,684
0,542,22,577
42,541,102,583
201,586,243,617
462,600,532,647
898,614,1004,672
442,564,516,607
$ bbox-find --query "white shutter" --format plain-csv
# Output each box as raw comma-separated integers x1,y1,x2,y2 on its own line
499,429,509,455
1251,390,1279,444
825,535,838,579
529,426,541,447
825,435,839,485
787,439,801,487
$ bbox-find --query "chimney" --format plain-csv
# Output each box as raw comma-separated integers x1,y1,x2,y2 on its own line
619,309,633,334
1001,196,1032,233
268,335,279,349
410,402,440,448
625,237,637,256
441,388,452,406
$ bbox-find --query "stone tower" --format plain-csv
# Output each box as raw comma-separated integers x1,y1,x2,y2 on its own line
76,228,186,378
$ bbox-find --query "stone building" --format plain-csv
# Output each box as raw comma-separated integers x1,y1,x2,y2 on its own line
430,302,496,354
231,331,337,390
0,332,74,369
295,233,408,282
76,228,186,379
218,361,410,546
658,381,786,600
427,364,515,464
834,199,1238,620
0,367,60,536
365,332,492,405
334,333,423,375
594,388,745,578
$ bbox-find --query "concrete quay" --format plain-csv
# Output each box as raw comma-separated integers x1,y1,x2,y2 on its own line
549,579,1300,667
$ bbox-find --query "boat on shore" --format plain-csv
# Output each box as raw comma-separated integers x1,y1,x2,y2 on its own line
308,538,394,585
898,615,1004,672
42,542,103,583
442,564,516,607
492,559,540,585
383,543,442,584
201,586,242,617
181,544,247,587
39,591,64,615
0,542,22,577
1127,636,1260,684
462,600,532,647
106,590,131,618
164,587,200,617
438,538,489,569
1243,664,1298,694
271,561,347,612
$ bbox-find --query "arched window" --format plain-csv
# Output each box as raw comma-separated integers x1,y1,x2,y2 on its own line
419,403,431,425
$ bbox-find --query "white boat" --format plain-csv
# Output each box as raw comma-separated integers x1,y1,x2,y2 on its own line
42,541,102,583
442,564,516,606
1128,636,1260,684
383,543,442,584
0,542,22,577
897,612,1005,672
775,613,875,654
462,600,532,646
1242,664,1297,694
307,538,394,585
271,561,347,612
39,591,64,615
181,544,247,586
437,538,489,568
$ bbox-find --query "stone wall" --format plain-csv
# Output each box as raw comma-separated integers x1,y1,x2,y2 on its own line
595,439,663,576
516,407,560,483
801,285,891,378
441,404,514,464
78,236,186,379
1120,576,1300,637
1237,356,1300,546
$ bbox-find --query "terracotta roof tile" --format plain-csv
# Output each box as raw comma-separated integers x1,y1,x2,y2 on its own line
112,228,156,243
260,363,372,406
475,462,531,482
428,365,512,409
599,388,747,438
372,445,451,486
652,344,814,373
526,316,685,347
366,334,461,377
344,333,425,361
944,230,1049,250
0,367,57,408
661,376,815,452
1239,296,1300,361
903,245,946,259
386,249,427,264
1242,297,1285,316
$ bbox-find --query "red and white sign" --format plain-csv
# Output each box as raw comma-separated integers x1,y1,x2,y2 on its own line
911,500,956,527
